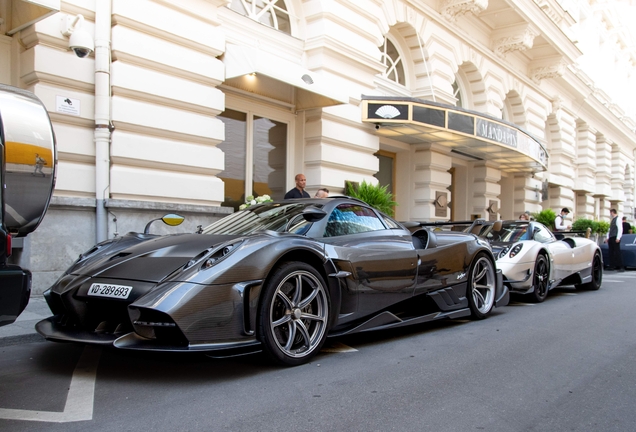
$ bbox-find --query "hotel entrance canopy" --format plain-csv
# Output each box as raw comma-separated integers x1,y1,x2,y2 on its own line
362,96,548,173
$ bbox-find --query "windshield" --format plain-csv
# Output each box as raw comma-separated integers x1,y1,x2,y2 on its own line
201,202,321,235
484,222,531,243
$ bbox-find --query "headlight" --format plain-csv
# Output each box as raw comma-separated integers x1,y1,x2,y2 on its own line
509,243,523,258
498,247,510,259
183,240,243,271
201,242,241,270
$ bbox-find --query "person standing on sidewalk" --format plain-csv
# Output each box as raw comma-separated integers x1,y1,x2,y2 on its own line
284,174,310,199
606,209,624,272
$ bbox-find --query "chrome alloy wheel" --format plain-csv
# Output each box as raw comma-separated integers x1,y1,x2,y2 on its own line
269,270,328,359
470,256,496,314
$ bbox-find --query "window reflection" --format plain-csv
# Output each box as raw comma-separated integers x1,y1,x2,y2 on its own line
253,116,286,201
218,109,247,210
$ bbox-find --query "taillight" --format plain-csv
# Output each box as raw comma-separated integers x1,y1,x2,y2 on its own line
6,233,12,258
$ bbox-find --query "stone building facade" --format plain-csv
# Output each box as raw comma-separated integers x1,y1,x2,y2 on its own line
1,0,635,293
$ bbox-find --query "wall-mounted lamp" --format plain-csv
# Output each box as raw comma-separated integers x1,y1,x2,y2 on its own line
61,14,94,58
434,194,448,207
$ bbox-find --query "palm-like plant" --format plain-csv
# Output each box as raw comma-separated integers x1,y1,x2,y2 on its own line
345,180,398,217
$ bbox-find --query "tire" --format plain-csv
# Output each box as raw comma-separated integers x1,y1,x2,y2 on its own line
467,253,496,319
258,262,330,366
577,253,602,291
528,254,549,303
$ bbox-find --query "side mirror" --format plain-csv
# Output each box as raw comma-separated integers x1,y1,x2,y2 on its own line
301,207,327,222
144,214,185,234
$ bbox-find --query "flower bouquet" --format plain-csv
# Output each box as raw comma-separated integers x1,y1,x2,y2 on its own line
239,194,272,210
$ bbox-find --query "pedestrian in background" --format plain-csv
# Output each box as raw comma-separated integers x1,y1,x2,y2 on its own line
284,174,310,199
554,208,571,231
622,216,633,234
315,188,329,198
606,209,624,272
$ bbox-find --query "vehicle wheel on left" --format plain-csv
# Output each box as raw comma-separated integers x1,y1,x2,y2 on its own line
467,253,496,319
257,262,330,367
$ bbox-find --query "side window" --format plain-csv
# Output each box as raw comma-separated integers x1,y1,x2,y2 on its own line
533,225,555,243
324,204,386,237
381,215,402,229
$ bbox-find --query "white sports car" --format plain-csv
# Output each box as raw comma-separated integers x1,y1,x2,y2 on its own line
480,220,603,302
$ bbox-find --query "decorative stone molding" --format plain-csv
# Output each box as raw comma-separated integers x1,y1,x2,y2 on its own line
532,62,565,83
493,28,538,57
441,0,488,22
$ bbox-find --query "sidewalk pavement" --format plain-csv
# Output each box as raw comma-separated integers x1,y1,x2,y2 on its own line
0,296,50,346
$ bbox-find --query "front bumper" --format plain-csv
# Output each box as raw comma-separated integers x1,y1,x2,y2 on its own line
495,269,509,307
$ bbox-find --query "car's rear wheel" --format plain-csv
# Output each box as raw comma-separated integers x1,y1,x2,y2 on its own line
467,253,496,319
258,262,330,366
529,254,549,303
577,253,602,291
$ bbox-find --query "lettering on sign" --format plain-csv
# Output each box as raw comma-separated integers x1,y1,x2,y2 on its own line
476,119,517,148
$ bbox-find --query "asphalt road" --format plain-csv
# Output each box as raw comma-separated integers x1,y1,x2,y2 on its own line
1,271,635,431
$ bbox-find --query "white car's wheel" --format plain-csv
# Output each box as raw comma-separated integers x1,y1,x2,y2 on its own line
529,254,549,303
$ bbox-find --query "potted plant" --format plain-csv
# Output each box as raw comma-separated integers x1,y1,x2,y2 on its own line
345,180,398,217
572,218,595,239
531,209,557,230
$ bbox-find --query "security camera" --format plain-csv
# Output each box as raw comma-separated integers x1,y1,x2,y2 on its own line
61,14,94,58
375,124,381,130
69,30,94,58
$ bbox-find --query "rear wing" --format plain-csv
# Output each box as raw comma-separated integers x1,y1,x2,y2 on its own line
402,219,496,235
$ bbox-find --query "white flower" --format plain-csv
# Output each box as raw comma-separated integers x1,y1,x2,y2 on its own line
239,204,247,210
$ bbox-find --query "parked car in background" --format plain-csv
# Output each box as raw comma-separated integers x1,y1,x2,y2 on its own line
479,220,602,302
600,234,636,269
37,197,508,366
0,85,56,326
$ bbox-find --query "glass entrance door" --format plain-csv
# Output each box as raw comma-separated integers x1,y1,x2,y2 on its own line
217,107,289,210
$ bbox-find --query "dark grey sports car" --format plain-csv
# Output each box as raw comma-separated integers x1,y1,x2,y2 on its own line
37,197,508,366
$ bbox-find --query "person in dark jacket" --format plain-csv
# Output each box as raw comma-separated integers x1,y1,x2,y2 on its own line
284,174,310,199
622,216,633,234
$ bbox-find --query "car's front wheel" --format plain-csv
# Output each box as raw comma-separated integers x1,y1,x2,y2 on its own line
577,252,602,291
467,253,496,319
529,254,549,303
258,262,330,366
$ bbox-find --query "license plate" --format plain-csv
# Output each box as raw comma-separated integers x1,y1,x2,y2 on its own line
88,283,133,299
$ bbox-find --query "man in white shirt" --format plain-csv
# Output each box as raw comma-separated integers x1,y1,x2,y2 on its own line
554,208,571,231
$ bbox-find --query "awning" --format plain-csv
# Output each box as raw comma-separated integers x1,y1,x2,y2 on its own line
6,0,60,35
224,44,349,110
362,96,548,173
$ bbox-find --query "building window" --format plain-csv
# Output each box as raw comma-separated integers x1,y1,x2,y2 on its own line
218,109,288,210
452,80,463,108
379,37,406,86
229,0,291,34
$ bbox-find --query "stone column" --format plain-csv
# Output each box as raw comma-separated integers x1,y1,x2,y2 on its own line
574,121,597,219
513,174,543,216
595,136,613,199
410,144,452,221
472,162,501,220
610,143,627,205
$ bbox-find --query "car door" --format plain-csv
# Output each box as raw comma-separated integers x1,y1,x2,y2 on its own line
534,225,572,281
321,204,418,319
